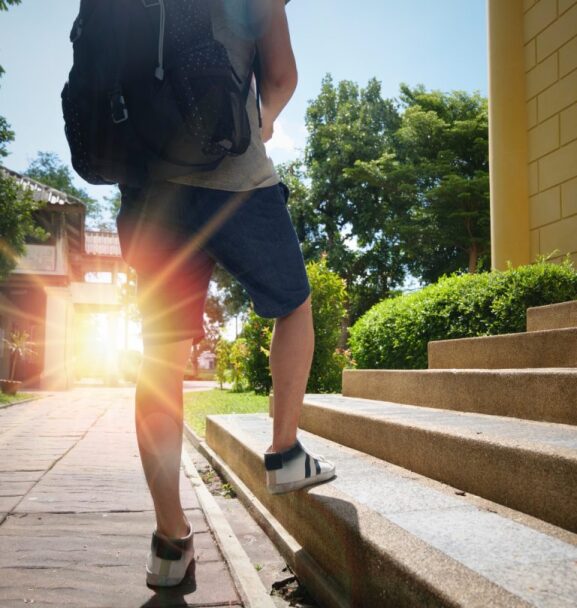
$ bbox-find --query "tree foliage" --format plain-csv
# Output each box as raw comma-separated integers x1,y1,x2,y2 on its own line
24,152,101,219
303,75,405,323
238,257,350,395
0,0,51,282
306,255,349,392
240,311,273,395
276,78,490,325
0,172,48,281
350,85,490,282
0,0,21,11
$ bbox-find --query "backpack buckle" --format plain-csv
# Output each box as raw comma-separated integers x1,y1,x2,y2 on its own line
110,92,129,124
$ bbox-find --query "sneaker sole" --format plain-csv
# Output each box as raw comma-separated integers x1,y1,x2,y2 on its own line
267,470,336,495
146,569,189,587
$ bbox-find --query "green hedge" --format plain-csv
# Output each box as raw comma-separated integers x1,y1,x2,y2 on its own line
348,260,577,370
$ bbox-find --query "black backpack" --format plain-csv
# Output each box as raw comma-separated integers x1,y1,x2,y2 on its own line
62,0,256,187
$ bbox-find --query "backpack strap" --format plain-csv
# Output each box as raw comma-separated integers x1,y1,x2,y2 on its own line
253,50,263,128
110,1,129,124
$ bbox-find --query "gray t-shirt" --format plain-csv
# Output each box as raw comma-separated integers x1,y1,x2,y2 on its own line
168,0,279,192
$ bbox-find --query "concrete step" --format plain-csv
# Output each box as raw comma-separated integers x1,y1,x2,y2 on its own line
206,413,577,608
291,394,577,533
527,300,577,332
427,328,577,369
341,368,577,425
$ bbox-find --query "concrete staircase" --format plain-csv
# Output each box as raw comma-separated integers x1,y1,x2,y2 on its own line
205,300,577,607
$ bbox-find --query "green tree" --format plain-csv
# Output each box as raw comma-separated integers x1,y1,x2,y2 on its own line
211,264,251,320
215,338,232,389
0,0,21,156
351,85,490,282
240,257,350,395
229,338,250,392
0,87,14,158
0,0,20,11
303,75,406,323
307,256,349,392
0,0,50,280
241,311,274,395
25,152,101,219
0,172,48,280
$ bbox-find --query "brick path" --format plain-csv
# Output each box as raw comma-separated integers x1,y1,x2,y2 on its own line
0,388,241,608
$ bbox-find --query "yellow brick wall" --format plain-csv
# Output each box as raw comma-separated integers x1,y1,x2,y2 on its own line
524,0,577,265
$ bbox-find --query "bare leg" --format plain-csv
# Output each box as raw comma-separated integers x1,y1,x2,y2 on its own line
268,294,314,452
135,338,192,539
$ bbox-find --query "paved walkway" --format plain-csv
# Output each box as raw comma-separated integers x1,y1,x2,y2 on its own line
0,388,242,608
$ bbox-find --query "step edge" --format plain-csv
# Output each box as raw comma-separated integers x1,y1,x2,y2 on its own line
299,397,577,461
429,326,577,348
205,417,545,608
186,422,350,608
342,367,577,376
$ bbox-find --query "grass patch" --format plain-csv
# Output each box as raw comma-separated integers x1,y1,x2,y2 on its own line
0,393,36,408
183,389,268,437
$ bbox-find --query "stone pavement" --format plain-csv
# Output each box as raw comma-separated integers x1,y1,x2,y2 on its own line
0,388,242,608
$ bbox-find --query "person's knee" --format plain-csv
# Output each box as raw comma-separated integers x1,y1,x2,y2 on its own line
280,294,311,320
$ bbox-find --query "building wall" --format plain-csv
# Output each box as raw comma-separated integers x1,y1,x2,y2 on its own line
524,0,577,264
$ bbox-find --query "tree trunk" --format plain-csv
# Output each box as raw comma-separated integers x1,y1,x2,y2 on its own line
468,242,479,273
338,305,350,349
10,353,18,381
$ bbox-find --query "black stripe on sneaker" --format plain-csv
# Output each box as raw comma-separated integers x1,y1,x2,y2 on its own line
265,440,305,471
151,534,187,561
305,454,311,478
314,458,321,475
264,452,283,471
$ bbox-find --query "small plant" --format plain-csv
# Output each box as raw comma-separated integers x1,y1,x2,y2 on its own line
229,338,250,392
255,563,263,572
1,330,36,394
221,483,236,499
200,468,216,484
215,338,232,389
4,330,35,380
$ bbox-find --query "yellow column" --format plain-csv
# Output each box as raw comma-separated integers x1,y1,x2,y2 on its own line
487,0,531,269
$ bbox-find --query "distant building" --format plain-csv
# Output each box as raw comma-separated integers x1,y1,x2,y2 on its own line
198,351,216,370
0,167,127,390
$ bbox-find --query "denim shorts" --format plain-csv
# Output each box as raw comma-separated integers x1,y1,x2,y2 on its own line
116,181,311,346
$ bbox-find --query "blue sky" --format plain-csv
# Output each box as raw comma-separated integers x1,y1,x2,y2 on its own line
0,0,488,205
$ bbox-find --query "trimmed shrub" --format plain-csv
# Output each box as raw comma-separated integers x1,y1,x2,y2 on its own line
349,260,577,370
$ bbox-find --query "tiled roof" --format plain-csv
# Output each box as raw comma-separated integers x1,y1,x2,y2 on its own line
84,231,122,258
0,165,86,208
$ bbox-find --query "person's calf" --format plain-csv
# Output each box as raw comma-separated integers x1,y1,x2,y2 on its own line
269,295,314,452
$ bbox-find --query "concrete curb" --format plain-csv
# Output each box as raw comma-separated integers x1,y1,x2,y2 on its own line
181,423,276,608
183,423,348,608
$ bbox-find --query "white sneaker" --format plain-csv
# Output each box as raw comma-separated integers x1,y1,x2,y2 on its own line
264,439,336,494
146,521,194,587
